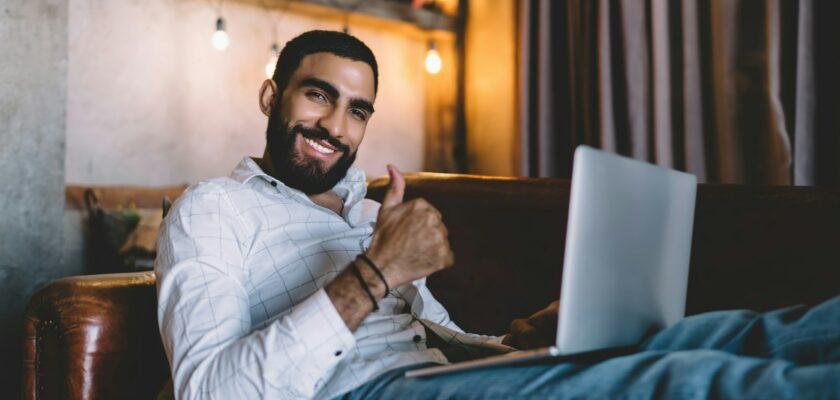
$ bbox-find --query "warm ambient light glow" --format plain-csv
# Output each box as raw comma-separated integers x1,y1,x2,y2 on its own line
212,17,230,50
265,43,280,78
425,41,442,74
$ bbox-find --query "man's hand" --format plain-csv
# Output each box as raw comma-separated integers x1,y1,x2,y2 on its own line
326,165,453,331
502,300,559,350
365,165,455,288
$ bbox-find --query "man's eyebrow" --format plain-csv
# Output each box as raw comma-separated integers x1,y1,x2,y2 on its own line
350,98,375,115
300,77,339,99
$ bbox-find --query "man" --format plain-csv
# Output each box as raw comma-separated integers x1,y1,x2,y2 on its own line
156,30,839,399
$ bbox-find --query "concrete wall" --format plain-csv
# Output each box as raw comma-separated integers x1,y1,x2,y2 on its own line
66,0,429,186
0,0,70,395
0,1,447,393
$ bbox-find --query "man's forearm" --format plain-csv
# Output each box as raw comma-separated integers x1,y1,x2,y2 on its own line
325,259,387,331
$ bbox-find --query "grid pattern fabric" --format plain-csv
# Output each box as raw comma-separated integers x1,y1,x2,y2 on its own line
155,157,507,400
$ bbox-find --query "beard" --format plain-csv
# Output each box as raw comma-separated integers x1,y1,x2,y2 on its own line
265,107,357,195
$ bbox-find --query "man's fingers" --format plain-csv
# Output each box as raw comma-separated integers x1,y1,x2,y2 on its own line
525,300,561,333
509,319,549,350
381,164,405,209
529,300,560,320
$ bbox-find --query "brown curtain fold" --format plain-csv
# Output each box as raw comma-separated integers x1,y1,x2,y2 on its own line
519,0,840,185
793,0,816,185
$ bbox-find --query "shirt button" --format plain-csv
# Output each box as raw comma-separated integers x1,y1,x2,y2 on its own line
334,350,342,356
413,335,422,343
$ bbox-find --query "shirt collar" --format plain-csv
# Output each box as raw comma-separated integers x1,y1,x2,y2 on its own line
230,156,368,207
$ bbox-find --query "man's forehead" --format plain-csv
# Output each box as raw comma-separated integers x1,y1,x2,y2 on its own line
292,52,376,100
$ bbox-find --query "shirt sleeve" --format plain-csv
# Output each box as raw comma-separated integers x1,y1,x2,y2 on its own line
155,182,356,400
406,278,512,350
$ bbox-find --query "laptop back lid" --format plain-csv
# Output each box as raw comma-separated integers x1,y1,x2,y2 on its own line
556,146,697,354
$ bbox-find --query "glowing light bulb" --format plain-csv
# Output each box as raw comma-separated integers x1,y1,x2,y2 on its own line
265,43,280,78
425,40,442,74
212,17,230,50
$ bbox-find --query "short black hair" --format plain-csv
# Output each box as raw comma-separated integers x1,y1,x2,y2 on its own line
272,30,379,97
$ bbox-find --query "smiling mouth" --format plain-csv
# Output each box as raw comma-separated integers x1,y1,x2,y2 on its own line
303,137,339,155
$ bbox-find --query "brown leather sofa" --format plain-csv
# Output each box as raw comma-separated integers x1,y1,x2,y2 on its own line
22,174,840,399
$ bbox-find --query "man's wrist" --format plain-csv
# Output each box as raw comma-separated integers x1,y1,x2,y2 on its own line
362,249,400,290
324,262,388,332
357,254,391,295
354,259,388,299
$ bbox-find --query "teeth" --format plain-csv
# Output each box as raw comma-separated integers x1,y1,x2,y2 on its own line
304,138,336,155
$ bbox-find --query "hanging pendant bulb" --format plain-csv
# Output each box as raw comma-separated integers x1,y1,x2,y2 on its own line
342,10,350,34
425,39,442,74
211,17,230,50
265,43,280,78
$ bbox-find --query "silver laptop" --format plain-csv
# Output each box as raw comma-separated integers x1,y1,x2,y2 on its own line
406,145,697,378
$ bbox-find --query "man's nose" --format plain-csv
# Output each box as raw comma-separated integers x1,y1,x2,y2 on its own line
316,106,346,140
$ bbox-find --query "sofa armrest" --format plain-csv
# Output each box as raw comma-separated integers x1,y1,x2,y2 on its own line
22,271,169,400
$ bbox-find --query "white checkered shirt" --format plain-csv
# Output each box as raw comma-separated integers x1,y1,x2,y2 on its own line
155,157,508,400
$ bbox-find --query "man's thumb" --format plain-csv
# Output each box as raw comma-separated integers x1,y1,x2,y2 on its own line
381,164,405,209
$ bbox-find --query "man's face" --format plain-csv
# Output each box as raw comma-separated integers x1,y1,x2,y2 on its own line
266,52,376,194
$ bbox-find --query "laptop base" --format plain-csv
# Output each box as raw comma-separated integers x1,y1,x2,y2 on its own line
405,345,638,379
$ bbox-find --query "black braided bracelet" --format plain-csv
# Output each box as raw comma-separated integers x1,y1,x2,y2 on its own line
357,254,390,296
349,261,379,312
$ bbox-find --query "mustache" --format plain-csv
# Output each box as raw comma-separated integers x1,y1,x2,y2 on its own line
291,125,350,154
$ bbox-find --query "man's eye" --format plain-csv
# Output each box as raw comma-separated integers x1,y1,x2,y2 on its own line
307,91,327,103
351,109,367,121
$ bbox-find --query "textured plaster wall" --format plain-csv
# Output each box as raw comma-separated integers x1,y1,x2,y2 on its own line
0,0,70,394
66,0,427,186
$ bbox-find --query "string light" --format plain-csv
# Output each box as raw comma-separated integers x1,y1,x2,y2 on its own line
425,39,442,74
327,0,363,33
212,17,230,50
262,1,291,78
265,43,280,78
211,0,229,51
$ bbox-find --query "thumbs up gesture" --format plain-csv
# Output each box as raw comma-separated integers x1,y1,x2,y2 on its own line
364,165,455,289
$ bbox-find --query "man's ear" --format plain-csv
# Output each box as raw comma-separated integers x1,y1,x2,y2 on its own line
259,79,278,117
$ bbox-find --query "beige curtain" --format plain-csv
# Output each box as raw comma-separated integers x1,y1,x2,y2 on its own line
519,0,840,185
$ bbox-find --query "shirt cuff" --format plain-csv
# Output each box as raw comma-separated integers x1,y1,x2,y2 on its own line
487,335,507,346
486,334,513,348
289,288,356,366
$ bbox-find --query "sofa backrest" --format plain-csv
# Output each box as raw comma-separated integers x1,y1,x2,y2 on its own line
366,173,840,334
23,174,840,399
